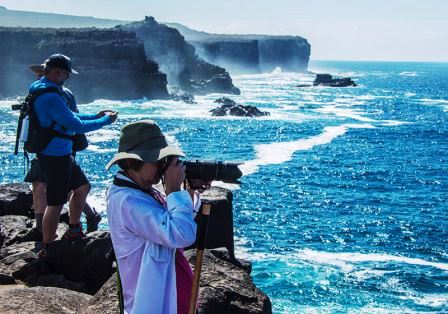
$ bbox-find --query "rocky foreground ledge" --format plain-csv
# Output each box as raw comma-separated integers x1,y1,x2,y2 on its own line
0,183,271,313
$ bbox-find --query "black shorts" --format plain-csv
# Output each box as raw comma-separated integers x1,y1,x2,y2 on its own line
37,153,89,206
24,158,46,183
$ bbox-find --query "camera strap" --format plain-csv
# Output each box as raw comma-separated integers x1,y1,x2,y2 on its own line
113,173,165,206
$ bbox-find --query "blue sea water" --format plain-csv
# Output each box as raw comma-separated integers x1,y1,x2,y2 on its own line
1,60,447,313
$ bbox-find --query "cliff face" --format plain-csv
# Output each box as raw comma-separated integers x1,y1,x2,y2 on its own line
167,23,311,74
0,27,168,103
121,17,240,95
193,40,261,73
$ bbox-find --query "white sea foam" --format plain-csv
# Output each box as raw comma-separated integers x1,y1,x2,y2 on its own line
418,98,448,104
86,129,120,143
380,120,409,126
399,71,418,77
400,294,448,308
296,249,448,272
240,123,375,177
86,144,116,153
315,106,376,122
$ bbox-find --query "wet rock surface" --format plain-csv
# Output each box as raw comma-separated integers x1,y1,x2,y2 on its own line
211,97,270,117
313,73,357,87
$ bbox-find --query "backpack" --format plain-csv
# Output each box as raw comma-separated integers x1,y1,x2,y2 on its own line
14,87,75,155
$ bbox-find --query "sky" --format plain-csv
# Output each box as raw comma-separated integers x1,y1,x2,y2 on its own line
1,0,447,62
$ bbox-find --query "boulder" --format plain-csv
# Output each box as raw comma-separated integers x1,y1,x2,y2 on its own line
211,97,270,117
86,248,271,314
187,187,236,258
0,286,90,313
86,274,120,313
0,183,33,217
185,248,272,314
0,216,33,247
2,231,113,294
41,235,114,294
313,73,357,87
0,216,66,248
169,86,196,104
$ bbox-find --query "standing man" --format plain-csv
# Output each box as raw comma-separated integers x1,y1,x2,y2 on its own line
32,53,118,256
25,63,102,236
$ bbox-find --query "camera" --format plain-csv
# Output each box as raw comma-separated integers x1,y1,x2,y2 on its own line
184,160,243,184
11,104,22,111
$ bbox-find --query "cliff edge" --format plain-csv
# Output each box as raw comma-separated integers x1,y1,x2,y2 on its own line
121,17,240,95
0,27,168,103
167,22,311,74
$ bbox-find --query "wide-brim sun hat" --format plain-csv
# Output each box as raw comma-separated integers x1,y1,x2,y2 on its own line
28,64,45,74
105,120,185,170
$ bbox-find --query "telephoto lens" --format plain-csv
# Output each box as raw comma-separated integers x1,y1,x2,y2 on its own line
184,160,243,183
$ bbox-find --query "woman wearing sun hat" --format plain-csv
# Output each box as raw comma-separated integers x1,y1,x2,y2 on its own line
106,120,207,314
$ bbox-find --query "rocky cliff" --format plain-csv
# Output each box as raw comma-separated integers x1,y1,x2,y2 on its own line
167,23,311,74
0,27,169,103
120,17,240,95
0,183,271,313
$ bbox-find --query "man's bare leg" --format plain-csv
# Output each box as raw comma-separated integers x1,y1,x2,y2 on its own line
69,183,90,225
32,182,47,232
42,204,63,244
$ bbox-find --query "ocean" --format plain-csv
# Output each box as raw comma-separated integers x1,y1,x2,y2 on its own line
1,60,447,313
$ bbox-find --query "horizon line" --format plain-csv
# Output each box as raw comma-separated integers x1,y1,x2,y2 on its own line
311,59,448,63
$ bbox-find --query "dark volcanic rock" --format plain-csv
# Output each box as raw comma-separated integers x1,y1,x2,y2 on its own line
169,86,196,104
10,234,113,294
313,73,357,87
86,274,120,313
185,249,272,314
0,286,90,313
0,183,271,313
167,23,310,74
193,40,260,74
0,216,33,247
87,248,271,314
186,187,236,258
121,16,240,95
43,235,114,294
0,27,169,103
0,183,33,217
211,97,270,117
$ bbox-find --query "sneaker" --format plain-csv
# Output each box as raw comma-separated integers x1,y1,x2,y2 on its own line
38,248,46,259
63,226,86,241
38,243,49,259
86,212,102,233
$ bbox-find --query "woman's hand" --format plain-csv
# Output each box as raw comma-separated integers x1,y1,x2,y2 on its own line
187,179,212,193
164,157,186,195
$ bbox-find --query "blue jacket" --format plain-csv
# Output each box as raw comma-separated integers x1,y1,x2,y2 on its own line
29,77,112,156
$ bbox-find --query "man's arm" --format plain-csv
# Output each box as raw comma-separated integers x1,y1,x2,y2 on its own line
43,93,112,133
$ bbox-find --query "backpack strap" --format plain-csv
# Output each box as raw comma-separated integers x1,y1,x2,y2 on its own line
113,172,164,206
29,87,75,141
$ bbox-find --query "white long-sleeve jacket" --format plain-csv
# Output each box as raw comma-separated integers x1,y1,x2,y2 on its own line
107,172,198,314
